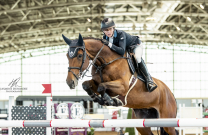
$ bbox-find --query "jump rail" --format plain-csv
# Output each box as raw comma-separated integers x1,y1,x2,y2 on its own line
0,119,208,128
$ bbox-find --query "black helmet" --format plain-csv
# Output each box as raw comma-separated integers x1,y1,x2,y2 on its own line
101,18,115,31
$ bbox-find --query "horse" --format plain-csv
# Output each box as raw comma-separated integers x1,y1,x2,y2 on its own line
63,33,178,135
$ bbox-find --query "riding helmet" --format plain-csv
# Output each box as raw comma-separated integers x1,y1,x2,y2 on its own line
101,18,115,31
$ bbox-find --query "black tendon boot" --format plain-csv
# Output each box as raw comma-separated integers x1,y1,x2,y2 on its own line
112,98,123,106
82,83,105,105
138,58,157,92
90,93,105,105
103,93,115,106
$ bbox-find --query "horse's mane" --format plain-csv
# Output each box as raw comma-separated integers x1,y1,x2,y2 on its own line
83,37,102,41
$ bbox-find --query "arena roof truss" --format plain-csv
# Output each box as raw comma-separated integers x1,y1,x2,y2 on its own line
0,0,208,63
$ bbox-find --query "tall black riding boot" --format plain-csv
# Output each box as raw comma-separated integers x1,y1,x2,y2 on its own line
138,58,157,92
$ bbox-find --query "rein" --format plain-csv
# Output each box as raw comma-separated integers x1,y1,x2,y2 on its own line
69,43,129,82
81,44,105,79
92,55,128,82
82,44,129,82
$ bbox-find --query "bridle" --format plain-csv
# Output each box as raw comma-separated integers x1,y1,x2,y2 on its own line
68,43,128,82
68,45,86,80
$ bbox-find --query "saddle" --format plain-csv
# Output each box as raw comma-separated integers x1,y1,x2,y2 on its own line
126,47,145,82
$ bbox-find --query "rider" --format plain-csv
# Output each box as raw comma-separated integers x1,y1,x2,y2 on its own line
101,18,157,92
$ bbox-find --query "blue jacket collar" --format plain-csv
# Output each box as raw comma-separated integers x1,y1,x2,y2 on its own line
105,30,117,39
114,30,117,37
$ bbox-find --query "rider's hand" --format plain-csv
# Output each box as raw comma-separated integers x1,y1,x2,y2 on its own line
101,39,112,48
101,39,109,45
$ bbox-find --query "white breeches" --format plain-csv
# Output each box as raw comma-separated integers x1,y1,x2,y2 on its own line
133,44,143,63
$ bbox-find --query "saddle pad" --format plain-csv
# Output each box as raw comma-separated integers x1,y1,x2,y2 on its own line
126,52,145,82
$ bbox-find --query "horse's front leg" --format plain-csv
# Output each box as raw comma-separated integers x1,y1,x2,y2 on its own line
97,80,126,106
82,80,105,105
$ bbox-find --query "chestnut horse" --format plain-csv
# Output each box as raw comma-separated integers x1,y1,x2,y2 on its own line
63,34,178,135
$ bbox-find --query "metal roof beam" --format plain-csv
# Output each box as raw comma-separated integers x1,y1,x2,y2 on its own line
1,30,208,45
1,12,208,27
0,0,207,14
2,20,208,37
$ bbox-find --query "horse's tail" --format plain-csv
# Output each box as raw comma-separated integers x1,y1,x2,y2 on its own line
160,127,179,135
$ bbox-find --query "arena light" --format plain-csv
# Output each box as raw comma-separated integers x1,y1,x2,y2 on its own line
87,28,91,32
200,2,205,9
200,4,204,9
87,18,91,22
146,17,156,21
187,17,191,21
176,26,180,30
88,4,92,10
169,35,172,38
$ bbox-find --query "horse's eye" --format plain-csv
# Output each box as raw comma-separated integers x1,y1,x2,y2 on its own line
78,54,82,58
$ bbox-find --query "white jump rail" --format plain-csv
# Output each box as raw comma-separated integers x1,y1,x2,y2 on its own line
0,119,208,128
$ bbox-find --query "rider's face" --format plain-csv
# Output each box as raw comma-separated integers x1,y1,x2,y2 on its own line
103,27,114,37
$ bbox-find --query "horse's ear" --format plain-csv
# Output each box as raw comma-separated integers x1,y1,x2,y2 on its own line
62,34,71,46
77,33,84,46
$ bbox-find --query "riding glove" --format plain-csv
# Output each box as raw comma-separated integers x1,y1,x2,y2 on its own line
101,39,110,46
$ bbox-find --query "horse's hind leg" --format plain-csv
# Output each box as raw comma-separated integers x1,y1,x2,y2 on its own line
136,127,153,135
132,111,153,135
132,109,158,135
163,127,178,135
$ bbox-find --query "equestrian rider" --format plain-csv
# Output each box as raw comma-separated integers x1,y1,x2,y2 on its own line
101,18,157,92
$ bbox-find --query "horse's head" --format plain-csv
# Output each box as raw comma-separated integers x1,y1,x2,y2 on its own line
62,33,89,89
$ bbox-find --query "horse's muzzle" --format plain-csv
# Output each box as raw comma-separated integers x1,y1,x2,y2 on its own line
66,80,76,89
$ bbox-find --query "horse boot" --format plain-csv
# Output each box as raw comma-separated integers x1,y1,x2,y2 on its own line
112,98,123,106
138,58,157,92
103,93,116,106
97,84,116,106
82,82,105,105
91,93,106,105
